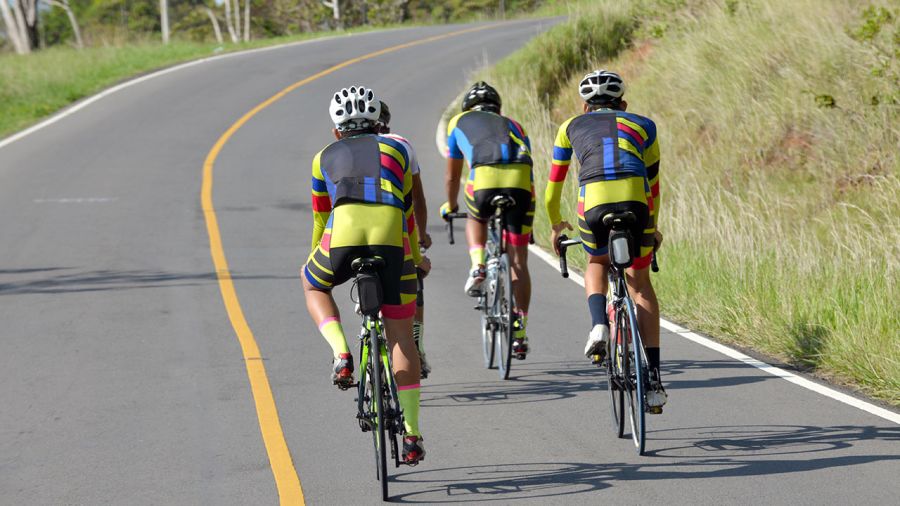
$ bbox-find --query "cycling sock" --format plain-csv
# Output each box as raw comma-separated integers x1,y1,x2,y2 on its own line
469,245,485,269
397,384,421,436
514,311,528,339
646,347,660,371
588,293,608,326
318,316,349,356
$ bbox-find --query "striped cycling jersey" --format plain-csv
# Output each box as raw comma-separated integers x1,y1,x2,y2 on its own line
546,110,660,225
446,110,533,168
310,133,419,263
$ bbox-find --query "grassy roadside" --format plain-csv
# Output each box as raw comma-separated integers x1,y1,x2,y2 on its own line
476,0,899,405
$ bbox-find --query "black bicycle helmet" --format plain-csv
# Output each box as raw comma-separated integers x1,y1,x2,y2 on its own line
461,81,502,113
377,100,391,127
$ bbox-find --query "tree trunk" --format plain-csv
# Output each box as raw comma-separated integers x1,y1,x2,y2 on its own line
11,0,32,53
0,0,28,54
232,0,241,41
242,0,249,42
49,0,83,49
160,0,169,44
204,7,223,45
223,0,238,43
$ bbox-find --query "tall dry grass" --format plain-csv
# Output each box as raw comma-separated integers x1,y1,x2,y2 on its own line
481,0,899,403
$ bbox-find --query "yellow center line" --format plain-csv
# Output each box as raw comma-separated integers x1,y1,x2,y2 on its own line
201,22,501,505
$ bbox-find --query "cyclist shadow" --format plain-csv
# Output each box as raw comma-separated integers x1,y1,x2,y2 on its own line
389,424,900,503
421,360,604,407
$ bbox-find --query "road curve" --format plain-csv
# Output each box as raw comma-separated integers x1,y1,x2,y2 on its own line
1,20,898,505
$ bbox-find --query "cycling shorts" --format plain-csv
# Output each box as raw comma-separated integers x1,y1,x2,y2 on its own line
303,203,417,319
578,176,655,270
463,163,535,246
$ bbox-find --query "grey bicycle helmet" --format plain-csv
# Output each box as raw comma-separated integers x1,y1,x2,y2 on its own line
579,70,625,105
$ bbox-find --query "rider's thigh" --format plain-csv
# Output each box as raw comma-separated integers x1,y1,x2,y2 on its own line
625,264,654,293
508,243,530,269
383,316,415,345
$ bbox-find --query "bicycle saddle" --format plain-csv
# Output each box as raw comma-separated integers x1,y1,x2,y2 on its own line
351,256,385,273
602,211,637,229
490,194,516,208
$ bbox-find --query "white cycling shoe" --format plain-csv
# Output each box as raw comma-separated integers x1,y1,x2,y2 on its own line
584,324,610,359
464,265,486,297
647,369,667,413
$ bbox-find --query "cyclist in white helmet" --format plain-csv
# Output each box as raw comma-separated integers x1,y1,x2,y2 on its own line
546,70,667,411
302,85,428,463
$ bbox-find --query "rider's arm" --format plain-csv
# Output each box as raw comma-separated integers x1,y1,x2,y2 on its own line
412,173,428,242
403,156,424,266
310,151,331,252
644,122,661,225
545,119,575,226
444,117,465,211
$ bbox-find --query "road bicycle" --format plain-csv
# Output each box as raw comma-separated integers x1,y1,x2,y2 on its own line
347,257,407,501
444,194,519,380
557,211,659,455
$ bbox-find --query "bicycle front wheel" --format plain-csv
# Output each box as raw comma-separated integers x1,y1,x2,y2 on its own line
623,299,647,455
370,342,390,500
607,308,626,437
481,295,496,369
495,254,514,380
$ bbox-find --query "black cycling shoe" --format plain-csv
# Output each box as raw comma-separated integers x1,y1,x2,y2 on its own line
512,337,529,360
402,436,425,465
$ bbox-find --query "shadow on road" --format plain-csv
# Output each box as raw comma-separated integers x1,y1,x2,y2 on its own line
0,268,293,295
390,424,900,503
421,358,775,407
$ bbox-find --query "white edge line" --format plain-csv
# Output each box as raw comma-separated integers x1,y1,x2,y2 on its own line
435,107,900,426
0,28,409,151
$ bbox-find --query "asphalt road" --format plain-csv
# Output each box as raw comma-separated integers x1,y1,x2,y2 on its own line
1,20,898,505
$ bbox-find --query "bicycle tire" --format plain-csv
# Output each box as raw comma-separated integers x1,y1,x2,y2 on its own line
481,295,496,369
496,254,514,380
371,341,390,501
623,299,647,455
607,307,626,437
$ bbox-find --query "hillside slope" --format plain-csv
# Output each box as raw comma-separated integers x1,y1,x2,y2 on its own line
480,0,899,404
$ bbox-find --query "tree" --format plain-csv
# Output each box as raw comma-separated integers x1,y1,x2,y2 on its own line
47,0,83,49
0,0,39,54
160,0,169,44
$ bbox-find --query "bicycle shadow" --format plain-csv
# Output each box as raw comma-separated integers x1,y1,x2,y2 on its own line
389,424,900,503
420,358,776,408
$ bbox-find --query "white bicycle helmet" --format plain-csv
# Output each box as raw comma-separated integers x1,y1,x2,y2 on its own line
329,85,381,131
579,70,625,105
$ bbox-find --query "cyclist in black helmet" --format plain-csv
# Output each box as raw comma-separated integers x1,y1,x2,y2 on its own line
441,81,536,359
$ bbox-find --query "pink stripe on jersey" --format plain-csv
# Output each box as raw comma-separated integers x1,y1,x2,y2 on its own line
380,153,404,182
617,122,644,146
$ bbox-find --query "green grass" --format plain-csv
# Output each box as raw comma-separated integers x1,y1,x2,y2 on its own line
479,0,900,404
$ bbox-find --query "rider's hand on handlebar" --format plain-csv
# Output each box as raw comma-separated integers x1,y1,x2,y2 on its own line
551,221,573,256
419,232,433,250
439,202,458,220
417,255,431,278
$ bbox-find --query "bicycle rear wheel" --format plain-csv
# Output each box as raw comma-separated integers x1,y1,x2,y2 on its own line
623,300,647,455
607,308,626,437
481,295,496,369
495,254,514,380
370,342,390,500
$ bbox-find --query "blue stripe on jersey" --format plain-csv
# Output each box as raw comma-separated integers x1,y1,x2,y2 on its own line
500,143,510,163
311,177,328,193
380,167,402,189
602,137,616,179
364,177,376,202
449,128,474,161
552,146,573,162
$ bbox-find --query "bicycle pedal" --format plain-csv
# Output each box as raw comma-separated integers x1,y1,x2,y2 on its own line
516,353,527,360
648,406,663,415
